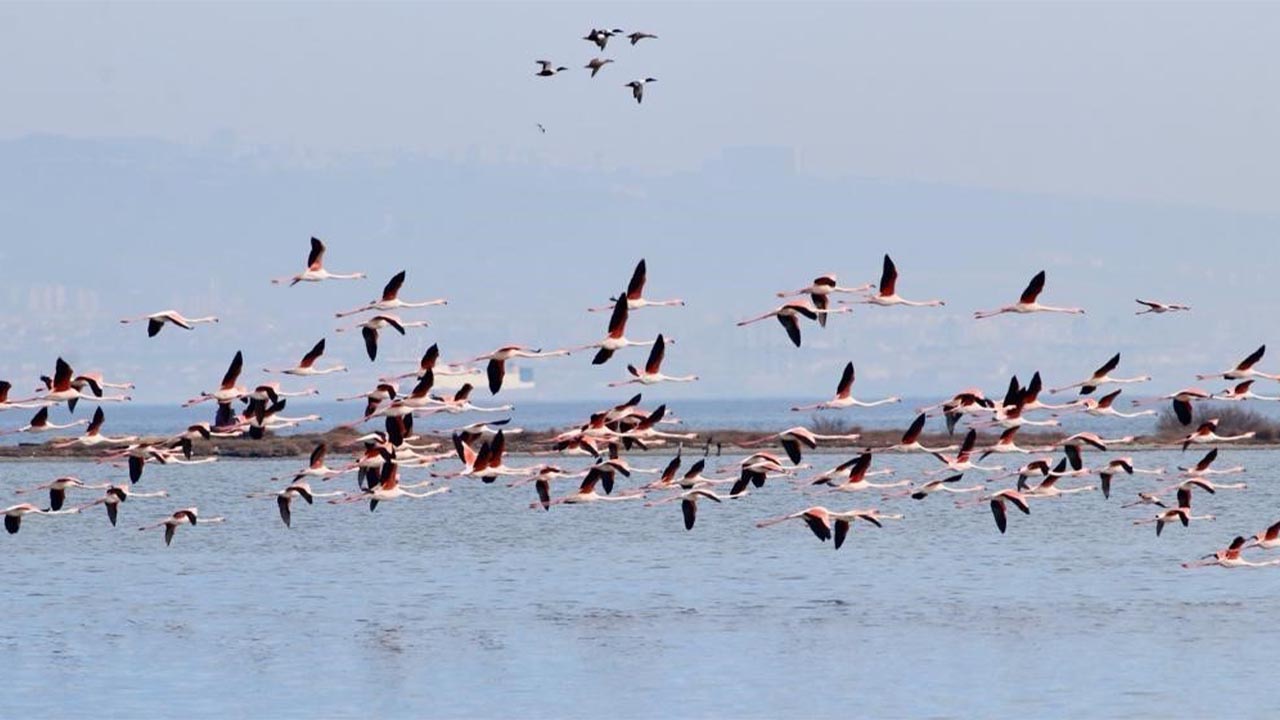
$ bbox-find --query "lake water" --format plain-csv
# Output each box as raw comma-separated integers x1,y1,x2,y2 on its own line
4,445,1280,718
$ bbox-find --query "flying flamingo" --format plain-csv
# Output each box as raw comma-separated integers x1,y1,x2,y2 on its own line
1245,521,1280,550
1176,448,1245,478
1183,536,1280,568
335,270,446,318
0,381,49,411
1022,461,1096,498
978,427,1047,460
740,426,862,465
421,384,514,416
905,474,983,501
1133,387,1212,426
1162,476,1248,495
270,443,354,483
1132,488,1214,536
790,362,901,411
138,507,226,545
645,488,725,530
3,503,80,535
849,254,945,308
532,470,644,509
49,407,138,448
1196,345,1280,382
975,489,1032,534
13,476,110,511
337,314,428,362
931,430,1005,473
828,508,903,547
264,338,347,376
587,259,684,312
470,345,571,394
77,484,169,526
609,334,698,386
1057,389,1156,419
823,453,909,493
329,458,449,511
247,481,344,528
777,274,874,327
576,292,663,364
1050,354,1151,395
36,358,132,408
0,406,89,436
799,455,896,488
183,351,248,408
1212,380,1280,402
1177,419,1256,451
120,310,219,337
1094,457,1165,499
755,506,833,543
874,413,958,453
973,270,1085,319
1135,299,1191,315
271,237,366,285
737,302,848,347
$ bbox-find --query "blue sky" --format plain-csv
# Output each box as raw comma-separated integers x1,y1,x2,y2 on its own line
1,3,1278,404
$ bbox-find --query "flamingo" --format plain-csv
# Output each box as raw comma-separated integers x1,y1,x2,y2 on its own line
576,292,663,364
3,503,80,534
77,484,169,526
978,427,1047,460
1183,536,1280,568
13,476,110,511
138,507,226,545
1244,521,1280,550
382,343,474,383
645,488,725,530
337,314,427,362
1018,372,1077,412
627,31,657,44
1196,345,1280,382
1050,354,1151,396
0,381,49,411
1177,419,1256,451
533,469,644,509
740,426,861,465
587,260,685,312
799,455,896,488
1133,387,1212,426
850,254,945,308
329,458,449,511
120,310,219,337
1132,488,1214,536
335,270,446,318
828,508,903,547
535,60,569,76
873,413,958,453
264,338,347,376
422,383,514,416
1022,461,1096,498
906,474,983,501
1175,449,1245,478
609,334,697,387
777,274,874,327
470,345,571,394
271,237,366,285
737,302,848,347
1163,476,1248,495
0,406,89,436
1094,457,1164,499
931,430,1005,473
49,407,138,448
730,453,811,495
1135,299,1190,315
247,481,344,528
1120,492,1169,509
1057,389,1156,419
755,506,833,543
1212,380,1280,402
337,383,399,419
981,489,1032,534
182,351,248,407
823,453,909,493
36,358,132,408
270,443,354,483
973,270,1085,319
791,362,900,411
625,78,657,103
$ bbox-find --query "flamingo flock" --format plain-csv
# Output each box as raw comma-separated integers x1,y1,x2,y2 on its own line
1,239,1276,570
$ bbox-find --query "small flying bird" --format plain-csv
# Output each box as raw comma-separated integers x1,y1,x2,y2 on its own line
584,28,624,51
625,78,657,104
973,270,1085,319
585,58,614,77
334,270,447,318
535,60,569,76
120,310,219,337
1135,299,1191,315
627,31,658,45
271,237,366,285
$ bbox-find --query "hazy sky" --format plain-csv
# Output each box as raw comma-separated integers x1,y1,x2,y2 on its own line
1,2,1279,408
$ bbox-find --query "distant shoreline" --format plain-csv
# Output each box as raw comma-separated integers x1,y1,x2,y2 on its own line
2,426,1277,461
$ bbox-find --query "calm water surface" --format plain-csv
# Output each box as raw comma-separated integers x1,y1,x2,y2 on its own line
4,447,1280,718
